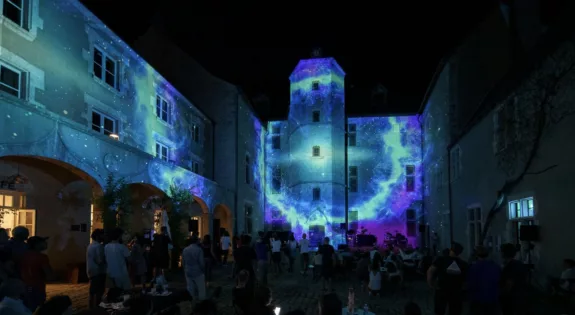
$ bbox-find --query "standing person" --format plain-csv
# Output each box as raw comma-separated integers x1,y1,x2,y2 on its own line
151,226,172,279
318,237,336,292
201,235,217,288
270,233,282,275
182,235,206,301
255,231,269,285
130,235,148,293
105,228,131,291
467,246,501,315
234,234,258,295
286,233,298,273
86,229,106,309
220,231,231,265
0,278,30,315
19,236,52,312
427,242,468,315
299,233,310,276
368,260,382,296
6,226,29,277
499,243,528,315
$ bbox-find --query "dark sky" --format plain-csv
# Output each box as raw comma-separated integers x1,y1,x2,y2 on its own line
80,1,497,120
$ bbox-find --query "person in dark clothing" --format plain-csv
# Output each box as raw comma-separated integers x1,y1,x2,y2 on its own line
233,234,257,295
427,242,468,315
255,231,269,285
151,226,172,278
250,285,276,315
499,243,528,315
467,245,501,315
318,293,342,315
201,235,217,288
318,237,336,292
405,302,422,315
232,270,251,314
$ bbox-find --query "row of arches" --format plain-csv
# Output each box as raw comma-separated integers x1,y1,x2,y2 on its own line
0,155,232,274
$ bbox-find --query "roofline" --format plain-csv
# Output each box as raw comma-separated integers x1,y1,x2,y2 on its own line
416,56,451,115
71,0,214,125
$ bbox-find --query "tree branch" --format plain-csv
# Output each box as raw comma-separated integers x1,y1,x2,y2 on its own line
525,164,558,175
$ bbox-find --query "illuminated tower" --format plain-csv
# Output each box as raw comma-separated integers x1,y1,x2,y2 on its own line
287,55,346,243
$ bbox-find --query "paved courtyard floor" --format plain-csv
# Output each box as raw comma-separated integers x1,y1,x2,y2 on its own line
47,265,567,314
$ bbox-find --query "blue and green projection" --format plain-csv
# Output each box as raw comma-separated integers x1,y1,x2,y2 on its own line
265,57,422,246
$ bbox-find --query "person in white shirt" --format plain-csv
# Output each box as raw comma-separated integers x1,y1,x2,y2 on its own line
86,229,106,309
104,228,131,291
368,262,382,296
313,251,323,281
220,231,231,265
182,236,206,301
270,233,282,275
0,278,31,315
299,233,310,276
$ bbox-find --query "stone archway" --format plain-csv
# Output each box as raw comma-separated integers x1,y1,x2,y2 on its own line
0,155,102,276
213,204,232,242
126,183,167,237
191,196,209,238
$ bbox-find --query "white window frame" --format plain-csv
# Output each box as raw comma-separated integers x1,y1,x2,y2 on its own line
91,110,118,137
450,146,462,181
508,197,535,220
92,47,118,90
2,0,25,28
312,146,321,157
467,206,482,251
405,164,415,192
16,209,35,236
312,187,321,201
271,166,282,194
191,124,200,143
0,62,22,98
348,123,357,147
0,192,17,209
155,142,170,162
155,95,171,124
349,166,358,193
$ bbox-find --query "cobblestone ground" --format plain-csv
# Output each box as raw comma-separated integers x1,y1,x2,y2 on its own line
48,264,567,315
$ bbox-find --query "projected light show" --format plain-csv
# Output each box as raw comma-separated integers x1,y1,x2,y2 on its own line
265,57,422,246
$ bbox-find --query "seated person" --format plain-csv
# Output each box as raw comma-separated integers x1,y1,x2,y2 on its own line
232,270,251,314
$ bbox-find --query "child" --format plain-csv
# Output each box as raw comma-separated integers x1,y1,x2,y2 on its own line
313,251,323,281
368,261,381,297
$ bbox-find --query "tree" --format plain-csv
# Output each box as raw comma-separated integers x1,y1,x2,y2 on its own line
93,174,131,231
480,39,575,244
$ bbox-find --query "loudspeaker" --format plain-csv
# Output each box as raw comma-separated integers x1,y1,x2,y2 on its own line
520,225,540,242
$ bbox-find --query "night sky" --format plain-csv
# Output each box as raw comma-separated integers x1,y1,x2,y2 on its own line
80,0,497,121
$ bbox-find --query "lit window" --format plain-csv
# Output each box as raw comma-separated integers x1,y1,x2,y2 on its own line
91,110,117,136
191,124,200,143
312,111,320,122
155,142,169,162
0,194,14,208
312,146,320,157
93,47,118,89
508,197,534,219
312,187,320,201
312,81,320,91
156,95,170,123
2,0,25,28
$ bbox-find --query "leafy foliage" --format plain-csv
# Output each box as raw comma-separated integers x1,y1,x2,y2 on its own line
93,174,132,231
166,184,194,250
481,40,575,244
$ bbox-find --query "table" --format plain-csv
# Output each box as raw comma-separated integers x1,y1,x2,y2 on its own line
342,308,375,315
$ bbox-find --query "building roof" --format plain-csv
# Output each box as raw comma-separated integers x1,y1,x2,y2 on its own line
289,57,346,81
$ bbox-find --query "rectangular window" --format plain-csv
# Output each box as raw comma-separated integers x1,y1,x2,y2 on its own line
450,146,461,181
312,81,320,91
155,95,170,123
91,110,117,136
349,210,359,231
191,161,199,174
349,166,358,193
155,142,169,162
348,124,357,147
191,124,200,143
93,48,118,89
312,111,320,122
468,207,482,250
16,209,35,236
312,187,320,201
406,209,417,237
272,125,280,134
0,63,21,98
2,0,25,27
245,155,251,185
272,166,282,193
312,146,320,157
272,135,281,150
244,204,253,234
508,197,534,219
405,164,415,192
0,194,15,208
